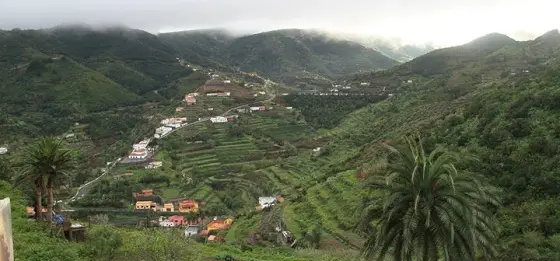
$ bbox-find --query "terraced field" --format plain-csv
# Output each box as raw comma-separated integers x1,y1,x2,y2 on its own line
280,170,368,250
241,114,314,142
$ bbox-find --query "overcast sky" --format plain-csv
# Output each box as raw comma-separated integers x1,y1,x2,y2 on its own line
0,0,557,46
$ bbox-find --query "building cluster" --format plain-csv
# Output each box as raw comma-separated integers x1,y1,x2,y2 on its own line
154,118,188,139
133,189,200,214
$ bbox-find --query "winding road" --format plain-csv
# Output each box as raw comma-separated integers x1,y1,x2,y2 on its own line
64,77,278,204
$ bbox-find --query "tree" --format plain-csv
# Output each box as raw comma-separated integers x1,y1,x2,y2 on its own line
363,136,499,261
82,226,123,261
23,137,74,222
117,229,201,261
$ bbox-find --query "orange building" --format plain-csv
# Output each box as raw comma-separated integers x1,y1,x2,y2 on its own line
207,217,233,231
178,200,199,213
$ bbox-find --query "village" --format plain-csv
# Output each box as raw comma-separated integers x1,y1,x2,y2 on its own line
80,74,296,244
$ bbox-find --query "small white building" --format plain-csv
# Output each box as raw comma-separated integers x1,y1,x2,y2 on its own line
159,219,176,227
208,108,214,111
223,80,231,84
282,93,290,96
258,91,266,95
0,147,7,155
185,225,199,237
128,149,148,159
312,147,321,153
258,197,277,208
211,74,219,79
360,82,370,86
342,86,351,89
250,107,260,111
210,116,228,123
156,126,173,135
286,107,293,110
407,80,413,83
64,133,75,139
133,139,151,151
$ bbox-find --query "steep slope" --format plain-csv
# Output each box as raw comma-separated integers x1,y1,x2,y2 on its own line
160,29,398,81
0,26,196,167
1,26,192,94
273,29,560,259
158,29,234,68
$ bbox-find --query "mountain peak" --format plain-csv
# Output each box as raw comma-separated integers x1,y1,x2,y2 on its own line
534,29,560,43
466,32,516,47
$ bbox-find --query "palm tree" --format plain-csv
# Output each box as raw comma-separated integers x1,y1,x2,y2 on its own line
23,137,74,222
363,136,499,261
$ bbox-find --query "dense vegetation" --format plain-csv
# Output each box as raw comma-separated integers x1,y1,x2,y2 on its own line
160,29,398,81
282,94,387,129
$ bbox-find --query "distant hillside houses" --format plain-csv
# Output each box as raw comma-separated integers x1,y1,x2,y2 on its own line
161,117,187,128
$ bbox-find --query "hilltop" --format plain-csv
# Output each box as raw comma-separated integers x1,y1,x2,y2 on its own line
159,28,399,81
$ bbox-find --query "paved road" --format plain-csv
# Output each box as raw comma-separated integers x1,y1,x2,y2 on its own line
65,78,278,204
67,159,120,202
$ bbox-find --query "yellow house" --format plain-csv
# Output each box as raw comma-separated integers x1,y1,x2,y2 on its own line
161,203,174,212
135,201,156,211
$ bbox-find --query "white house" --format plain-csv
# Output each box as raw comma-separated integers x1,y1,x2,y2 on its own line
210,116,228,123
0,147,7,155
258,91,266,95
223,80,231,84
407,80,413,83
250,107,260,111
360,82,370,86
312,147,321,153
156,126,173,135
184,225,199,237
128,149,148,159
282,93,290,96
286,107,293,110
133,139,151,150
208,108,214,111
159,217,176,227
211,74,219,79
161,118,187,127
258,197,277,208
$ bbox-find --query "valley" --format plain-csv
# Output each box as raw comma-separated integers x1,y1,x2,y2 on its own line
1,25,560,261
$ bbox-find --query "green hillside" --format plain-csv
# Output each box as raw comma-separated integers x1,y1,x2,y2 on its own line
160,29,398,81
274,30,560,260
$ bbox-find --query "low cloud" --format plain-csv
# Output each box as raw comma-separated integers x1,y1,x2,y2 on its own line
0,0,556,46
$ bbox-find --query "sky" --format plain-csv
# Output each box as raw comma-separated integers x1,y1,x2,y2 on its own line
0,0,557,47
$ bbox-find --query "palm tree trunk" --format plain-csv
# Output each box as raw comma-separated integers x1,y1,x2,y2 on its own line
34,179,43,220
46,178,54,223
